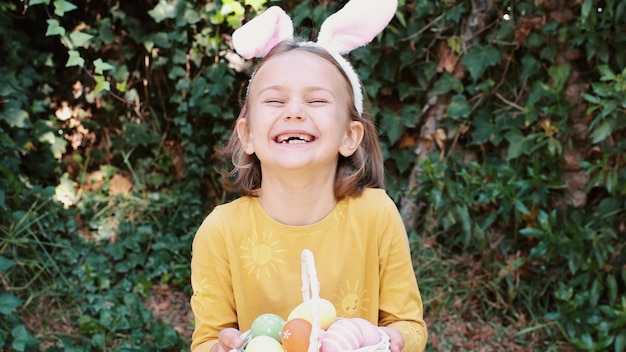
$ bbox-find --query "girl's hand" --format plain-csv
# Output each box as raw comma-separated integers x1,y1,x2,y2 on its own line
379,326,405,352
211,328,244,352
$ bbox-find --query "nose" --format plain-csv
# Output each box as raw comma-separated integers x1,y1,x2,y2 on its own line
283,100,305,120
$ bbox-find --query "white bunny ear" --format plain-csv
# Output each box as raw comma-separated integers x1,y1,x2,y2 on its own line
316,0,398,54
232,6,294,59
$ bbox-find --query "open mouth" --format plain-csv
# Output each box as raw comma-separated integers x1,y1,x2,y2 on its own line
275,133,314,144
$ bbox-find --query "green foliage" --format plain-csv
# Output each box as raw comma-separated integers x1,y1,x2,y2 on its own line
398,0,626,350
1,0,625,350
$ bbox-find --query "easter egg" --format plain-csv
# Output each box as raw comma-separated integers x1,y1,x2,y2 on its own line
245,335,283,352
320,318,363,352
251,313,285,342
351,317,380,347
288,298,337,330
281,318,312,352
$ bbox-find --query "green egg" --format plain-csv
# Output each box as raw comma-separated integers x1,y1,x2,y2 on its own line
250,313,286,342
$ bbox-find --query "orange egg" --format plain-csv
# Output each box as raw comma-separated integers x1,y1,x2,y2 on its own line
281,318,312,352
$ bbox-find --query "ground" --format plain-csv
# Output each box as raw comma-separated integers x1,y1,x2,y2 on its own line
21,285,568,351
145,284,196,342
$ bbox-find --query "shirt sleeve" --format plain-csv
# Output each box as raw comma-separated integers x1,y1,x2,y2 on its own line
377,196,428,351
190,209,238,351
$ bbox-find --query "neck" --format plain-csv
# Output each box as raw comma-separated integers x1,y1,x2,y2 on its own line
256,171,337,226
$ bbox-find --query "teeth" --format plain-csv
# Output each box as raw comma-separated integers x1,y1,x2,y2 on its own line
277,134,313,143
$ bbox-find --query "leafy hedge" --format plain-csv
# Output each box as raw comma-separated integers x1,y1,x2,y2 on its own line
1,0,625,351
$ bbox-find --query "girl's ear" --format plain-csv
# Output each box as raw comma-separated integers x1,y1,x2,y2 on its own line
236,118,255,155
339,121,365,157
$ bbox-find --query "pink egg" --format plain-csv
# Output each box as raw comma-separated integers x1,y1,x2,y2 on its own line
350,318,381,347
320,319,363,352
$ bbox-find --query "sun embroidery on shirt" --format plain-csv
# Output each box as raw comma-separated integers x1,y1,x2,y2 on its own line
190,271,215,315
241,230,286,280
333,279,369,317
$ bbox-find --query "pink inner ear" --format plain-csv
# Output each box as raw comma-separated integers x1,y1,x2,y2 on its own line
317,0,398,54
232,6,294,59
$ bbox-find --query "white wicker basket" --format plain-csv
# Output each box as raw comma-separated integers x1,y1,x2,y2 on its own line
233,249,390,352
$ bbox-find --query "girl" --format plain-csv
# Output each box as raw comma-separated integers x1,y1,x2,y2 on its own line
190,1,427,351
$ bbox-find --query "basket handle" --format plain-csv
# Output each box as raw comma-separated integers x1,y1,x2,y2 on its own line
301,249,321,352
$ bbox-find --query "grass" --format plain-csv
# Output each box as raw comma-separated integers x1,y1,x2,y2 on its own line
412,237,573,352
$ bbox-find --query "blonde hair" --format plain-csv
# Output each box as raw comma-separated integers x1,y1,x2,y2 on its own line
219,41,385,200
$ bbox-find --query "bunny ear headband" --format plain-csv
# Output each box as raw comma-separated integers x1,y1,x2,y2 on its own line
231,0,398,116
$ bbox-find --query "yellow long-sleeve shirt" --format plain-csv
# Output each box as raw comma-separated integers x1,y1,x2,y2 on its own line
190,188,427,351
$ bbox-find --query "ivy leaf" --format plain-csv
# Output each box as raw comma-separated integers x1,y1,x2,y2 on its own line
472,110,496,144
462,45,502,81
29,0,50,5
222,0,245,17
209,11,226,25
11,325,38,351
94,58,114,74
379,108,404,145
0,293,22,315
38,131,67,159
547,64,572,91
53,0,78,16
222,0,246,28
148,0,177,23
399,105,419,128
116,81,127,93
245,0,266,12
94,75,111,94
446,94,471,119
520,55,540,79
98,18,115,44
0,102,30,128
433,72,463,94
0,256,15,273
69,30,93,47
65,50,84,67
505,128,528,160
180,8,201,25
227,14,243,28
55,174,79,207
151,32,171,48
45,19,65,37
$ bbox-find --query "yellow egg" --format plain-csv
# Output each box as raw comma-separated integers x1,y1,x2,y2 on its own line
288,298,337,330
245,335,283,352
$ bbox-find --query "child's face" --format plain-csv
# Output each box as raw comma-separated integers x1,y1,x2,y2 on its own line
237,50,364,174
